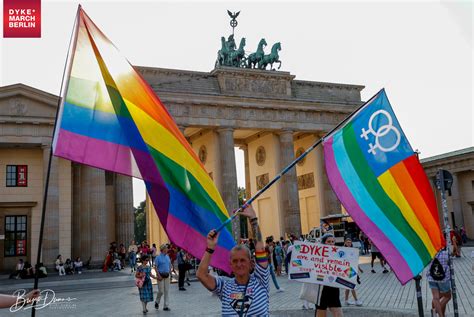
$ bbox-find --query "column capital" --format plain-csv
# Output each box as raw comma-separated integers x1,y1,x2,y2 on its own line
278,129,294,134
216,127,234,133
313,131,326,139
278,130,294,142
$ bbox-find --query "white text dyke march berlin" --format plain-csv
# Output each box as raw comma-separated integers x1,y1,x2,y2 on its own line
288,241,359,290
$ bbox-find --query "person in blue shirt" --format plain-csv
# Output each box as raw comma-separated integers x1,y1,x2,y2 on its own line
197,205,270,316
153,244,172,311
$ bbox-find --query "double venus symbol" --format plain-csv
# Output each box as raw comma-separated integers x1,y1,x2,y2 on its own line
360,110,401,155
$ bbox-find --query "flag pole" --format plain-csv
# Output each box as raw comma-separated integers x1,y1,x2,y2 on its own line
31,5,81,317
414,275,424,317
436,169,459,317
214,89,384,234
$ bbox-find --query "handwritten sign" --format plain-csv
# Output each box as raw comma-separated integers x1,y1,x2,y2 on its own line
288,240,359,289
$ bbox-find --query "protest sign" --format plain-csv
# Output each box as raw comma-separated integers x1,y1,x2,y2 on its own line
289,240,359,289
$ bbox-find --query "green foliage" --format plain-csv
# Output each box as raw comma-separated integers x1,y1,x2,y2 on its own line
237,187,248,238
238,186,246,206
134,200,146,243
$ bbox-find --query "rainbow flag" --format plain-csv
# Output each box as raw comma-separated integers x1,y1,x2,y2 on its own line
52,7,235,273
323,89,445,285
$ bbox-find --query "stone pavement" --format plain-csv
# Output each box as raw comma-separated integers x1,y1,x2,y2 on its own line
1,247,472,316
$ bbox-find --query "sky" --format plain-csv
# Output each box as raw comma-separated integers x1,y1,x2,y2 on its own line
1,0,472,207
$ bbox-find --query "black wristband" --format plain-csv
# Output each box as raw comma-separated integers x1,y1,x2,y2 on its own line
250,217,258,222
206,247,215,254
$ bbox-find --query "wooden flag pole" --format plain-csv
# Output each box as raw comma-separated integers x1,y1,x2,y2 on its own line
31,6,81,317
436,169,459,317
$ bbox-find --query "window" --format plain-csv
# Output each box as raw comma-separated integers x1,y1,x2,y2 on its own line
6,165,28,187
4,216,27,256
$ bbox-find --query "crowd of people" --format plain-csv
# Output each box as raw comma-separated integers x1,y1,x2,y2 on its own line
132,240,196,314
8,259,48,280
6,211,464,316
54,255,84,276
1,205,465,317
8,253,85,279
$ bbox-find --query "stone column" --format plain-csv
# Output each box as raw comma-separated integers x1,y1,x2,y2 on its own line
314,134,341,216
105,172,116,248
450,173,463,228
278,130,301,237
80,165,91,261
72,163,82,259
322,161,341,215
115,174,134,245
42,144,59,266
314,142,327,218
83,166,107,264
217,128,240,240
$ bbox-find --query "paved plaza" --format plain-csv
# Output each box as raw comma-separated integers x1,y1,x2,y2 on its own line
1,248,473,316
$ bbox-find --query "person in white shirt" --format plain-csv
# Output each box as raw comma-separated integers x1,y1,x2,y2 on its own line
55,255,65,276
197,205,270,316
9,259,24,279
74,257,83,274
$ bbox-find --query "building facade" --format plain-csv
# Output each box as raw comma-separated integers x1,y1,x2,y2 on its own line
143,66,363,243
2,76,469,275
422,147,474,240
0,84,134,271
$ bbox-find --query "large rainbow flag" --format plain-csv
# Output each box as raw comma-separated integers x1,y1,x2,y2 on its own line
323,89,445,285
52,7,235,272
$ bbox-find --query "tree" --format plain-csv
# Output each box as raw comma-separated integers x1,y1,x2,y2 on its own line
237,187,248,238
134,200,146,243
237,186,247,206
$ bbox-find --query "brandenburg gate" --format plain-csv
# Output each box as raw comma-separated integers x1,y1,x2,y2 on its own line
144,65,364,243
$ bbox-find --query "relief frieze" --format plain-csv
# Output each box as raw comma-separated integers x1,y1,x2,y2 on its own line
224,77,287,96
9,98,28,116
256,173,269,191
297,172,315,190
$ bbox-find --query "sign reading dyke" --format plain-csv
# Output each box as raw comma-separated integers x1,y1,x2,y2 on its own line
288,241,359,290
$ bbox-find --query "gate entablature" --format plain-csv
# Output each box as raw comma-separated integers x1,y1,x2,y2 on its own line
137,66,364,133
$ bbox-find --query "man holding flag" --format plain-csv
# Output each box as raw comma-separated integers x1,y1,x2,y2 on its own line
35,5,448,317
197,205,270,316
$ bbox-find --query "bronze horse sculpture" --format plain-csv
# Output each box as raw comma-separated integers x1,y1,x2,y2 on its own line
247,38,267,69
216,36,229,67
258,42,281,70
228,37,246,67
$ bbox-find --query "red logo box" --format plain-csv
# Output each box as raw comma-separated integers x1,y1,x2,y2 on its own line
3,0,41,38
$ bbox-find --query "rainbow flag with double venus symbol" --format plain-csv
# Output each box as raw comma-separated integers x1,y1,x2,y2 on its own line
52,7,235,273
322,89,445,285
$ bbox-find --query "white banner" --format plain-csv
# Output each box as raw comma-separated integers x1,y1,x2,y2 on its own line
288,240,359,290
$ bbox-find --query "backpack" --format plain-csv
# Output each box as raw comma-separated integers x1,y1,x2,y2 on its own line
429,258,445,281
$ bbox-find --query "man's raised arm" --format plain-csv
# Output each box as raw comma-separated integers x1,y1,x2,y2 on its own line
196,230,218,291
241,205,268,268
